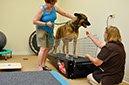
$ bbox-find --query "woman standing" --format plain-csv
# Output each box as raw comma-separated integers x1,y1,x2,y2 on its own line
33,0,76,71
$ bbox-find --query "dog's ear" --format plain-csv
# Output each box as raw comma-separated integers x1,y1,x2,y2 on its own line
74,13,81,18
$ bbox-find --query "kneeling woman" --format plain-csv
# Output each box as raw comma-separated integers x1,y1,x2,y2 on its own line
85,26,126,85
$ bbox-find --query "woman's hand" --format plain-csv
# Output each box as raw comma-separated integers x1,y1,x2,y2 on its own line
46,21,54,28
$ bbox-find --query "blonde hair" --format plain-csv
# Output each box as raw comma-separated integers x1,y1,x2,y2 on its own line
105,26,122,42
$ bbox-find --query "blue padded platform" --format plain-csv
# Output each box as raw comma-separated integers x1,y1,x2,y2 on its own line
0,71,69,85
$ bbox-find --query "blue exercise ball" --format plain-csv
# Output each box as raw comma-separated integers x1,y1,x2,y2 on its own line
0,31,7,51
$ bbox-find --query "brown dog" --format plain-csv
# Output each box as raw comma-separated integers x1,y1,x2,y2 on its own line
50,13,91,56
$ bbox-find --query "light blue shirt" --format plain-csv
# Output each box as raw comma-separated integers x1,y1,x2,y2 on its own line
37,4,57,34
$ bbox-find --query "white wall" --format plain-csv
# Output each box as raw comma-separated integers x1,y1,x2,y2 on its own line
0,0,42,55
0,0,129,82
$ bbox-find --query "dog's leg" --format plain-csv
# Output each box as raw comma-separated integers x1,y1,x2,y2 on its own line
54,39,60,53
62,42,66,54
49,39,60,54
54,39,61,53
73,38,78,58
62,44,65,54
62,40,71,58
66,42,69,54
62,40,69,54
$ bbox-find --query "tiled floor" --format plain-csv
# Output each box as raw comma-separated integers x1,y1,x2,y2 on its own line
0,55,128,85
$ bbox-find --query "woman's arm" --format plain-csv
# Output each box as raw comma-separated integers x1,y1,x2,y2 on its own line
86,54,103,66
55,5,77,21
33,8,46,26
86,30,106,48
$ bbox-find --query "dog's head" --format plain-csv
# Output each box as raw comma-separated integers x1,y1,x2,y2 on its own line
74,13,91,28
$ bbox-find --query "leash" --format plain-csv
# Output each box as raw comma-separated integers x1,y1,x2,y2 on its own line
53,21,70,25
